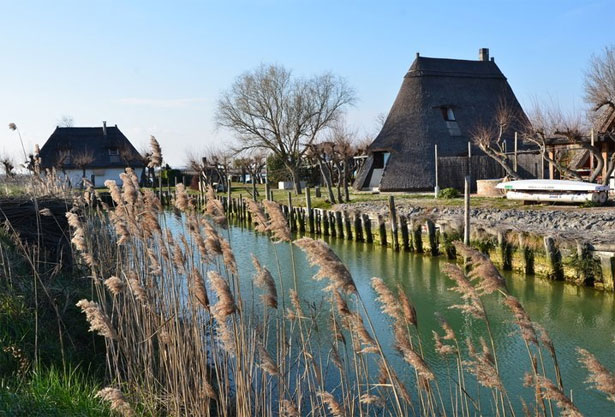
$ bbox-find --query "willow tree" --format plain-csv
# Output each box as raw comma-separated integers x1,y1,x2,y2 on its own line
216,64,355,194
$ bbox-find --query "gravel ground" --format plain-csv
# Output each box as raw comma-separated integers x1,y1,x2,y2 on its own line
336,201,615,248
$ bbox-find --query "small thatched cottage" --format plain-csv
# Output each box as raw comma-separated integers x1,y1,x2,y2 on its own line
39,122,144,186
355,48,528,191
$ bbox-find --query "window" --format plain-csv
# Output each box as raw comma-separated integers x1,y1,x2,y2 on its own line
109,148,120,163
440,106,456,121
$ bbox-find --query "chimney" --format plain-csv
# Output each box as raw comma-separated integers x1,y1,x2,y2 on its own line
479,48,489,62
102,121,107,136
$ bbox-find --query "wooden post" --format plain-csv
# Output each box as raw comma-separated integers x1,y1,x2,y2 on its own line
329,211,336,237
239,194,243,220
343,210,352,240
434,144,439,198
497,230,512,270
464,175,471,245
399,215,410,251
544,236,563,280
323,209,330,236
590,129,594,173
265,181,270,201
335,211,344,239
315,209,321,234
362,214,373,244
412,220,423,253
388,196,399,250
548,150,555,179
378,214,387,247
252,179,257,201
227,178,232,212
518,234,535,275
354,211,363,242
287,192,294,232
315,186,321,198
182,175,186,185
306,187,314,234
514,132,518,172
426,219,438,256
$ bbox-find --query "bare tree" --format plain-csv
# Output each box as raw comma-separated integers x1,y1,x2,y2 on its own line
1,154,15,177
585,45,615,184
585,46,615,113
216,64,356,194
58,115,75,127
73,148,96,187
306,142,337,203
470,102,522,179
524,103,604,182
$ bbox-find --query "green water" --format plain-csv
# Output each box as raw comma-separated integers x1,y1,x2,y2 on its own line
182,216,615,415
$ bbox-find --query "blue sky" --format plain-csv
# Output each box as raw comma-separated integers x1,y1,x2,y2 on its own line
1,0,614,166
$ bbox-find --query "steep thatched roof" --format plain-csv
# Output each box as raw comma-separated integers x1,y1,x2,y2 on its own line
355,51,527,191
40,124,144,169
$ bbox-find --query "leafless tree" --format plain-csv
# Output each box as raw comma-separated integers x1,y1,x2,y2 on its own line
470,102,522,179
306,142,337,203
186,147,234,190
234,152,267,198
58,115,74,127
523,103,605,182
73,148,96,187
1,154,15,177
585,45,615,183
216,64,356,194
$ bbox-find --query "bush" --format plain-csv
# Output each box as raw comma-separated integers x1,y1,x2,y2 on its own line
438,187,460,199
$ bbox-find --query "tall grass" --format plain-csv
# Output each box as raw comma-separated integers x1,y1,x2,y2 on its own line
63,171,615,417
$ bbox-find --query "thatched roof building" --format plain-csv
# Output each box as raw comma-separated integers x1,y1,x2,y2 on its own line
355,48,528,191
39,122,144,186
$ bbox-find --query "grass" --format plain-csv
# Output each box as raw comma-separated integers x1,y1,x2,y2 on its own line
0,367,111,417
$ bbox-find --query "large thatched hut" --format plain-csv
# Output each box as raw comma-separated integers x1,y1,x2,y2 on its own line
355,48,528,191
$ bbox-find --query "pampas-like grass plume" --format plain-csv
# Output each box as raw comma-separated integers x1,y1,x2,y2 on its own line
252,255,278,309
220,237,237,275
442,263,485,320
76,299,117,340
126,272,149,306
104,276,125,296
246,198,268,233
371,277,402,321
148,135,162,168
258,343,279,376
454,242,507,295
318,391,346,417
280,399,300,417
295,238,357,294
504,295,538,346
208,270,237,318
191,268,210,310
465,337,503,391
262,200,291,242
174,183,191,212
96,387,135,417
536,376,583,417
105,179,123,207
394,323,435,380
577,347,615,402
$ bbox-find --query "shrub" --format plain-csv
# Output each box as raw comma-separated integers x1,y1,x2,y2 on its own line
438,187,460,199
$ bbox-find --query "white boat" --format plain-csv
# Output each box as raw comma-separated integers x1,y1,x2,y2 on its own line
495,179,610,204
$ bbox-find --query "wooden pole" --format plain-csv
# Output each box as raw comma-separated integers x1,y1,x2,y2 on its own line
287,192,294,232
265,181,270,201
514,131,518,172
306,187,314,234
590,129,595,173
399,215,410,251
464,175,471,245
227,178,232,211
323,209,330,236
426,219,438,256
335,211,344,239
412,220,423,253
343,210,352,240
434,144,439,198
378,214,387,247
329,211,336,237
354,211,363,242
388,195,399,251
362,214,373,244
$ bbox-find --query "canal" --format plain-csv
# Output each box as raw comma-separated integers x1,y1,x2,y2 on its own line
170,215,615,415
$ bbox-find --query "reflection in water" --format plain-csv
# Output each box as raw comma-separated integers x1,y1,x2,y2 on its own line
173,216,614,415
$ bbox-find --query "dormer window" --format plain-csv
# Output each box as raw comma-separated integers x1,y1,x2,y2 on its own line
108,148,120,163
441,106,456,121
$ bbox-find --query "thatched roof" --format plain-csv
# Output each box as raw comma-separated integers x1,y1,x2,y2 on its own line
40,124,144,169
355,51,527,191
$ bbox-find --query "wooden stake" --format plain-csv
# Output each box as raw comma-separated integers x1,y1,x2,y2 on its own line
362,214,373,244
388,195,399,251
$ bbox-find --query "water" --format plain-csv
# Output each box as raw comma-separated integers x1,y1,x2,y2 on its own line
172,216,615,415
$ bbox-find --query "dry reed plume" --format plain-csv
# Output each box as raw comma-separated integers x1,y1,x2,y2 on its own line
96,387,135,417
